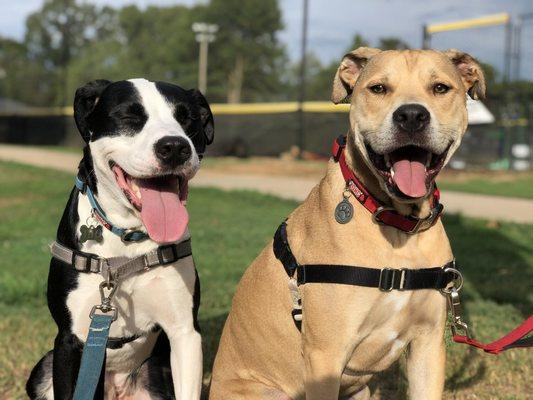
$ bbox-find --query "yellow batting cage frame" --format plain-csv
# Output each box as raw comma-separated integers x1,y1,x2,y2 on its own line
422,13,512,81
0,102,351,117
425,13,510,35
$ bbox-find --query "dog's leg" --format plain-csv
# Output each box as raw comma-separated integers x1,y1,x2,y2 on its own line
406,331,445,399
51,332,83,399
303,349,344,400
210,378,292,400
166,328,203,399
147,261,202,399
26,350,54,400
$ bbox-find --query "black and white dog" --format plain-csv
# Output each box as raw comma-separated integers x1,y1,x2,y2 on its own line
26,78,214,399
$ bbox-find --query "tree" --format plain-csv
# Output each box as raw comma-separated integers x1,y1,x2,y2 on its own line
347,34,370,51
24,0,117,105
302,33,372,101
378,37,410,50
204,0,286,103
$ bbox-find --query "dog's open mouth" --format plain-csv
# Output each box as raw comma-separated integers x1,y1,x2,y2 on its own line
110,162,189,244
366,144,449,199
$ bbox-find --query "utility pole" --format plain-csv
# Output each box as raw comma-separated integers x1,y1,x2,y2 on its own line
503,19,513,83
297,0,309,158
422,25,430,49
513,13,533,81
192,22,218,94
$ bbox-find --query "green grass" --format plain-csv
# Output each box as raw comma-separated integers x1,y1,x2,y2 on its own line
0,161,531,399
439,176,533,199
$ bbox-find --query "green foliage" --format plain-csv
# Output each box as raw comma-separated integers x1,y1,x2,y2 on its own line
204,0,286,102
0,0,286,106
378,37,410,50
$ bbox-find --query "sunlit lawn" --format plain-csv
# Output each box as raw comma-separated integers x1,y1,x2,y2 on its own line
0,161,531,399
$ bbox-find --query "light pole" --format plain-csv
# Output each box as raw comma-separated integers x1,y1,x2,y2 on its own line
297,0,309,159
513,13,533,81
192,22,218,94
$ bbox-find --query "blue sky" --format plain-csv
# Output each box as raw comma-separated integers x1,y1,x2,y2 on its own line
1,0,532,79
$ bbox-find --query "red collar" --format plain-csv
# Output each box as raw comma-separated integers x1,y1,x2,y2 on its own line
332,135,443,234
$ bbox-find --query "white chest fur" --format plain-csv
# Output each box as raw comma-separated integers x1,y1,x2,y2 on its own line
66,194,197,372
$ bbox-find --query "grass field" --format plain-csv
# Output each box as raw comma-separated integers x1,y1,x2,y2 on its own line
438,175,533,200
0,161,531,399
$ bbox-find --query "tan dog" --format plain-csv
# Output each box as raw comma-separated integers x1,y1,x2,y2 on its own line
210,48,485,400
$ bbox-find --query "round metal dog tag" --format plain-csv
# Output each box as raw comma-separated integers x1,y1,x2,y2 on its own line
335,198,354,224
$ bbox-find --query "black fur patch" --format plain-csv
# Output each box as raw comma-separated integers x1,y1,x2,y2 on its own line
155,82,214,155
85,81,148,141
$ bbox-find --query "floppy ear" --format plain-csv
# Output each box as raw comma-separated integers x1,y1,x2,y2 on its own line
73,79,112,142
331,47,382,104
191,89,214,145
443,49,486,100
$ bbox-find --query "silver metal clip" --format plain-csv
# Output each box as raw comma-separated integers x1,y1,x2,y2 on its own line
89,280,118,321
446,287,470,339
288,278,302,322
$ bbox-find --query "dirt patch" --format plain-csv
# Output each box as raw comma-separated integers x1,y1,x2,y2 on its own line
439,169,533,183
203,156,533,183
203,156,327,178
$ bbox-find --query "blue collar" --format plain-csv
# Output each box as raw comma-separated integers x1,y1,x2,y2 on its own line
75,176,148,242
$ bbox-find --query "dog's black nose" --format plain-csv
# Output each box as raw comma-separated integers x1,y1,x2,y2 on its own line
392,104,430,134
154,136,192,166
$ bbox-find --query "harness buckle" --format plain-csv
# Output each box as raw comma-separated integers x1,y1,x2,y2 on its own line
398,268,407,290
157,244,178,265
379,268,395,291
288,278,302,322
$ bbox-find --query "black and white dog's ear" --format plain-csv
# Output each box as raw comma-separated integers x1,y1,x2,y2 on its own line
74,79,112,142
191,89,214,145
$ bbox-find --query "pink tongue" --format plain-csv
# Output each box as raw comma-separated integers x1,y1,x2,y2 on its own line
392,159,427,198
137,177,188,244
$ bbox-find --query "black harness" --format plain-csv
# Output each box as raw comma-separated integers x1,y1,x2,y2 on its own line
273,221,457,329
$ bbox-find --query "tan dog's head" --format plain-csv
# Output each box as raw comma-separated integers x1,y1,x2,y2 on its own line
332,48,485,202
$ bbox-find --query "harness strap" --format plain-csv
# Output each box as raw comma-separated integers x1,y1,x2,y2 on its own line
274,221,533,354
50,239,192,281
273,222,455,291
273,221,298,278
72,314,113,400
106,325,162,350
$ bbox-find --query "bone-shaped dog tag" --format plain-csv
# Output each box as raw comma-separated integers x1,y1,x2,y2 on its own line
80,225,103,243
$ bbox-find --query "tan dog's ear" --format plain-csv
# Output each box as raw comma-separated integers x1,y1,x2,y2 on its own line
444,49,486,100
331,47,382,104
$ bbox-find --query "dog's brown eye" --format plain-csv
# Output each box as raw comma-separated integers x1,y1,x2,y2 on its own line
369,84,386,94
434,83,450,94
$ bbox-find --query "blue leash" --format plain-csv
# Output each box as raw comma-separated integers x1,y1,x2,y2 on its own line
75,176,148,242
73,314,114,400
73,280,118,400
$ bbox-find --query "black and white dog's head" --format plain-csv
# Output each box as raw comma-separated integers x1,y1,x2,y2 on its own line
74,78,214,244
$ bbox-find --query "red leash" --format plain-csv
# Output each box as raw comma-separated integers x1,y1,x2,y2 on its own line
452,316,533,354
333,135,533,354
